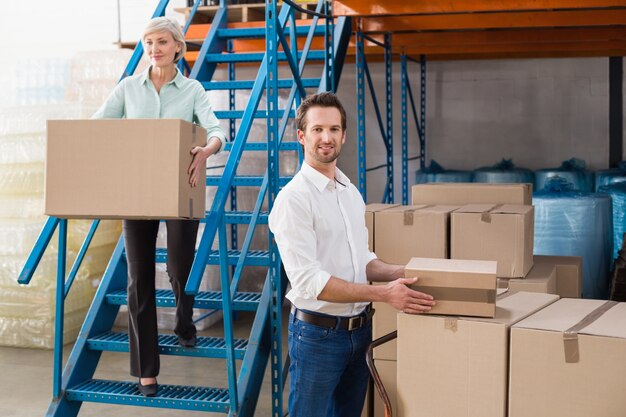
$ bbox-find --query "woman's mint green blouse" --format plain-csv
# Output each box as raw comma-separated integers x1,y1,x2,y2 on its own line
92,67,227,152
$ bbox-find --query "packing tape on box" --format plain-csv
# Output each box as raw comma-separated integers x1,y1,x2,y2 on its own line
411,286,496,303
444,317,458,332
562,300,618,363
479,204,505,223
403,210,414,226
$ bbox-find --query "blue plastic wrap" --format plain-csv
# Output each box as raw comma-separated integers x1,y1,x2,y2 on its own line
534,179,612,299
535,158,594,192
473,159,534,184
415,160,473,184
598,182,626,262
595,161,626,191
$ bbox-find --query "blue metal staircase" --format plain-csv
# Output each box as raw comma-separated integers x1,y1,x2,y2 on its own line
18,1,351,416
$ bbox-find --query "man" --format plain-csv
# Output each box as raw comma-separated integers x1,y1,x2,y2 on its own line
268,92,436,417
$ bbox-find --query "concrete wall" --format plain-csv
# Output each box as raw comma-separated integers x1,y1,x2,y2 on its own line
335,58,626,204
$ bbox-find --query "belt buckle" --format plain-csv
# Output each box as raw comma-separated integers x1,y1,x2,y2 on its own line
347,316,362,331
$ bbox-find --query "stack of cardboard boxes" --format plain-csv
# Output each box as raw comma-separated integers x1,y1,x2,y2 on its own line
365,183,591,417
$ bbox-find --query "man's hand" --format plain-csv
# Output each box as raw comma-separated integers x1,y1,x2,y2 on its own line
383,277,435,314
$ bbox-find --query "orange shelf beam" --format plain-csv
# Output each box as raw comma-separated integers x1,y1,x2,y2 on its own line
402,40,626,56
371,27,626,49
334,0,626,16
358,9,626,33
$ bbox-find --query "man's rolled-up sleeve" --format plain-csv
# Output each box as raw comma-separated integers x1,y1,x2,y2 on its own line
268,191,331,300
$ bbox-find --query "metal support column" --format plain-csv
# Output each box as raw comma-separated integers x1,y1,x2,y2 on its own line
384,33,393,203
265,1,283,415
228,39,238,263
356,29,367,200
609,56,623,167
420,55,426,169
400,54,409,205
324,1,335,92
53,219,68,400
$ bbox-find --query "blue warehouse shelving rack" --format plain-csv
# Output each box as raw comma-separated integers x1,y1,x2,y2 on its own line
18,1,351,416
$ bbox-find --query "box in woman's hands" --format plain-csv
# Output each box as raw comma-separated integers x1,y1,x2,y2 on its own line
45,119,206,219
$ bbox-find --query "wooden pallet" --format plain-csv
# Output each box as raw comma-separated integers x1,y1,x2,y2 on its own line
175,2,318,24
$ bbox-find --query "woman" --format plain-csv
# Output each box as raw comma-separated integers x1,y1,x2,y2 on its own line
92,17,227,396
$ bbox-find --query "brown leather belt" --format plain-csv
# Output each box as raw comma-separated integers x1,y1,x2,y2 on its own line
291,306,374,331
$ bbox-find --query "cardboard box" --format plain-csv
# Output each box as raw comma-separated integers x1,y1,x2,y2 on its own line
371,204,456,357
372,301,398,360
451,204,534,278
405,257,498,318
45,119,206,219
365,204,398,252
397,292,559,417
535,254,582,298
412,183,532,206
509,299,626,417
373,359,397,417
374,205,457,264
501,259,557,294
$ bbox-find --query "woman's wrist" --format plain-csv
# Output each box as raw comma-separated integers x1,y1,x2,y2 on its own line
206,136,221,154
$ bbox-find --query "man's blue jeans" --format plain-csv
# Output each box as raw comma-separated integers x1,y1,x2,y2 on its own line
287,312,372,417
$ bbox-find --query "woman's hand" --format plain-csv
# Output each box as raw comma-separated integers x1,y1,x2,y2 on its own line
188,146,209,187
188,136,222,187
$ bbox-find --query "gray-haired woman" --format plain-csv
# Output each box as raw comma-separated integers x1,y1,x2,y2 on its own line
93,17,227,396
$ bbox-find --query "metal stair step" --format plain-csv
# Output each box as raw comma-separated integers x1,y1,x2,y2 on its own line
205,50,325,63
203,78,320,90
66,379,229,413
223,210,269,224
106,289,261,311
87,331,248,359
223,141,301,151
214,109,295,119
217,26,325,39
153,248,269,266
206,175,292,187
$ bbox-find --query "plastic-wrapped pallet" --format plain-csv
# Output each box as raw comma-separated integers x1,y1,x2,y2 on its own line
415,160,473,184
473,158,534,184
0,194,45,219
0,218,55,256
67,220,122,252
0,308,89,349
598,182,626,262
0,163,45,195
0,276,93,320
533,179,612,299
0,54,125,349
535,158,594,193
595,161,626,191
14,57,70,106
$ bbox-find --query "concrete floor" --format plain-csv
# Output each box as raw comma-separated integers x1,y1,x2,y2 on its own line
0,310,290,417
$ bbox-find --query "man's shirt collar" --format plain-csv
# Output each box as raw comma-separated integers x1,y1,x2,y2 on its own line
301,161,351,193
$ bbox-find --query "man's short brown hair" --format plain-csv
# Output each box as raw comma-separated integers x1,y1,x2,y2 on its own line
296,92,347,132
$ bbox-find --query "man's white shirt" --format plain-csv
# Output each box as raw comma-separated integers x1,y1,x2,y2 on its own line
268,161,377,316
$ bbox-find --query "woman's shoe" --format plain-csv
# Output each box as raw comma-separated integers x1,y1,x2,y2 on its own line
138,379,158,397
177,334,197,348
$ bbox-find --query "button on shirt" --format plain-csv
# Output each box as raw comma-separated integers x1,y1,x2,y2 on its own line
92,66,226,151
268,162,377,317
